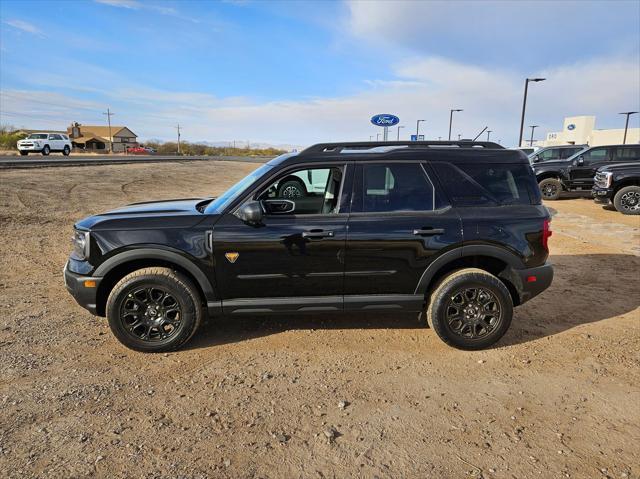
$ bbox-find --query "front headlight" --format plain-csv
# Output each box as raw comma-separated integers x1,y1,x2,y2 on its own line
71,230,90,260
604,172,613,188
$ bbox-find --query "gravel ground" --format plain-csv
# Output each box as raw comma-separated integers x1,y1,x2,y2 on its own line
0,161,639,479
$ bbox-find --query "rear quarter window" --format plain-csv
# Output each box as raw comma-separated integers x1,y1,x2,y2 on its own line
432,162,539,206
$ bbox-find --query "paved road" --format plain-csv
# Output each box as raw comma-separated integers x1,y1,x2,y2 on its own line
0,154,271,169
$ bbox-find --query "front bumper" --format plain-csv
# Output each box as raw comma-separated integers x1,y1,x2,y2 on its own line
64,261,102,315
591,186,613,204
17,144,42,151
512,263,554,305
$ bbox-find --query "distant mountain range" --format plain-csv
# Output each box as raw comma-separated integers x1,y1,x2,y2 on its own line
195,140,303,152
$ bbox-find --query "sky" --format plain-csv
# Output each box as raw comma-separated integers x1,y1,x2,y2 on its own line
0,0,639,147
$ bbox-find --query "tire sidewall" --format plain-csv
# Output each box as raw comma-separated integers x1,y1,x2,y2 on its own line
538,178,561,201
429,271,513,350
42,145,50,156
106,271,200,352
614,186,640,215
63,145,70,156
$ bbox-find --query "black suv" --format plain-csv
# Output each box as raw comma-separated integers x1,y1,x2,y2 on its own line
529,144,587,164
592,162,640,214
64,141,554,352
533,144,640,200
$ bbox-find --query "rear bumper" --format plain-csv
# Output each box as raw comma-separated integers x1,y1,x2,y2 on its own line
591,186,613,204
513,263,554,305
63,261,102,315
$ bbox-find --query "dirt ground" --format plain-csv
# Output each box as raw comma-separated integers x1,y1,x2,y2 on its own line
1,161,639,479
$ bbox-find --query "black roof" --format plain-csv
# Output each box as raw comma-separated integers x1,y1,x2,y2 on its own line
272,141,529,166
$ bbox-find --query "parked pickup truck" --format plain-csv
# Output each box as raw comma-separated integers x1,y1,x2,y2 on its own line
592,162,640,215
533,144,640,200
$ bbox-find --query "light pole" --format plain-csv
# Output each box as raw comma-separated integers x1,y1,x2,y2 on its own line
369,135,374,141
376,133,381,141
518,77,546,147
486,130,492,141
529,125,539,147
396,125,405,140
619,111,638,144
448,109,463,140
457,134,462,140
416,119,425,138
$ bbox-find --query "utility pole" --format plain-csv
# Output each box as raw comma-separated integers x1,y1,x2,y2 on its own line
448,109,463,141
518,77,546,147
175,124,182,155
102,108,114,153
376,133,381,141
529,125,539,147
619,111,638,144
486,130,492,141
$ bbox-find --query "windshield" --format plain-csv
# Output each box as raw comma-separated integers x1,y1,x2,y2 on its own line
26,134,48,139
204,163,273,214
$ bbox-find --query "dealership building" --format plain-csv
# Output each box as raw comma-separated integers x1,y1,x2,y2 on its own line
535,116,639,147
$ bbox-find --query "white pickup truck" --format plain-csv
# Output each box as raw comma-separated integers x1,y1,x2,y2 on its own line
17,133,73,156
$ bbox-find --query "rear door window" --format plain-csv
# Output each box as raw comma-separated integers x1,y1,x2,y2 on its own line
352,163,435,213
614,146,640,162
432,162,537,206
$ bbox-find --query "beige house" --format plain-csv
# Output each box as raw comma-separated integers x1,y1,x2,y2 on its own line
67,123,138,152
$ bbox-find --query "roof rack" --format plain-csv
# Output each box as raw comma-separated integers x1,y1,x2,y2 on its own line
301,140,504,155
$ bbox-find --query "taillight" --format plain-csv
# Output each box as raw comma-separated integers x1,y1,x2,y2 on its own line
542,219,552,251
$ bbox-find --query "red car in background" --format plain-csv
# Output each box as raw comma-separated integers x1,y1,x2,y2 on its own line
126,146,148,155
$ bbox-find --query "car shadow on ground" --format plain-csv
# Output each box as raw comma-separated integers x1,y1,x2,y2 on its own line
185,253,640,351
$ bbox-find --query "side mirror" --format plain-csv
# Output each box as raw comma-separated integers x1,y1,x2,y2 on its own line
576,156,584,166
532,155,540,163
236,201,263,224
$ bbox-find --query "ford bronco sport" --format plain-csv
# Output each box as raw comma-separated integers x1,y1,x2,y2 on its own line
64,141,554,352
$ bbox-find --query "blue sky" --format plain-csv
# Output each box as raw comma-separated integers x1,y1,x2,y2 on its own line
1,0,639,146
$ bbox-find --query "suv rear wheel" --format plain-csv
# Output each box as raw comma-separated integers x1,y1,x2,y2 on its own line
538,178,562,201
427,268,513,350
63,145,71,156
106,267,203,352
613,186,640,215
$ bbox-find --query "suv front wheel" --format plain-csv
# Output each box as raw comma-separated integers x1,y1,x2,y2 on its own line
106,267,203,352
427,268,513,350
538,178,562,201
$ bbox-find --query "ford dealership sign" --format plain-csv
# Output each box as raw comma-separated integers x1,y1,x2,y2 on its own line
567,124,576,131
371,114,400,127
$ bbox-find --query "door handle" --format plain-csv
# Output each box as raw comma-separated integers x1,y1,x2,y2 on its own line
413,228,445,236
302,230,334,239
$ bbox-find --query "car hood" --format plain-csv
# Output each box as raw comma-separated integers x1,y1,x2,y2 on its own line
596,162,640,173
75,197,214,230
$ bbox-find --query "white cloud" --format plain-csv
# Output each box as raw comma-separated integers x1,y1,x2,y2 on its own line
95,0,141,9
3,19,45,37
93,0,200,22
3,55,638,147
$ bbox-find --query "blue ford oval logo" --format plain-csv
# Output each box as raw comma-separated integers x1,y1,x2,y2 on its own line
567,124,576,131
371,114,400,127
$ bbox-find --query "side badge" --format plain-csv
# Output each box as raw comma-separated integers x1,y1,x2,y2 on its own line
225,252,239,264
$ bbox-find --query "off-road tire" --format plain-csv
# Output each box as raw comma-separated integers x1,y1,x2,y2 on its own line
426,268,513,350
538,178,562,201
106,267,203,352
41,145,50,156
63,145,71,156
20,151,28,156
613,185,640,215
277,179,307,199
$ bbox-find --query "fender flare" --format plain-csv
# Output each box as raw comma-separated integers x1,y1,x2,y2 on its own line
94,247,216,301
414,245,526,295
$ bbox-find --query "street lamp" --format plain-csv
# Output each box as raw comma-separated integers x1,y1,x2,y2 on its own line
397,125,405,140
518,77,546,147
529,125,539,147
416,119,425,138
486,130,492,141
369,135,374,141
457,134,462,140
376,133,381,141
619,111,638,144
448,109,463,140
